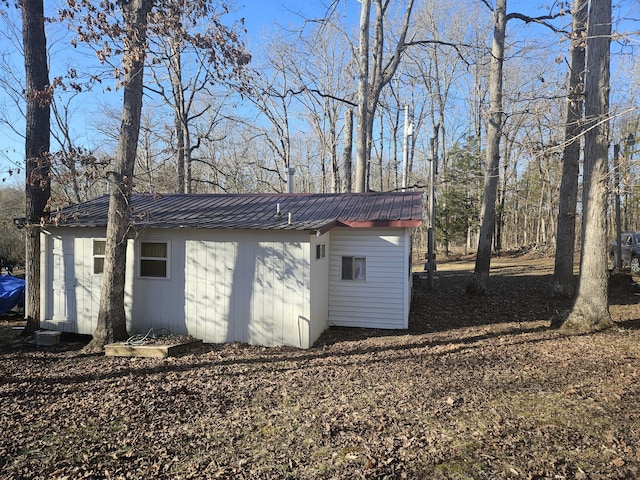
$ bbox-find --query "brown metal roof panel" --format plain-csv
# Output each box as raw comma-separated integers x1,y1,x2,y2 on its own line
51,192,423,230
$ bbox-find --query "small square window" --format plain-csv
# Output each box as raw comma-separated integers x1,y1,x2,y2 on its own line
93,240,106,274
316,243,326,260
140,241,168,278
341,256,365,280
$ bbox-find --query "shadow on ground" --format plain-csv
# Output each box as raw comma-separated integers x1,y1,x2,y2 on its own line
3,257,639,351
318,259,640,346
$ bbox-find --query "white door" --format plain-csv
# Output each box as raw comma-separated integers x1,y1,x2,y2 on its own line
51,236,76,322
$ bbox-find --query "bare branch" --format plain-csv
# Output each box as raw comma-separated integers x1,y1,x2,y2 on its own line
403,39,474,66
506,11,568,34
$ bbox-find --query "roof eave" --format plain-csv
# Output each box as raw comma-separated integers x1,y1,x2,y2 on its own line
337,219,422,228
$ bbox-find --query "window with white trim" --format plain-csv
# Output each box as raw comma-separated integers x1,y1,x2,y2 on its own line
315,243,326,260
139,241,169,278
93,240,106,274
341,256,366,280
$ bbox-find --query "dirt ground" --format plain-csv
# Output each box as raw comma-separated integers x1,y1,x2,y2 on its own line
1,254,640,479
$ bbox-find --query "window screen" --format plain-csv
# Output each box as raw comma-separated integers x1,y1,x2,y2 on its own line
341,256,365,280
140,242,168,278
93,240,106,274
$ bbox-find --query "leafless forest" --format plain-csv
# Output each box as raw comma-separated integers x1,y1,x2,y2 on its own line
2,1,639,262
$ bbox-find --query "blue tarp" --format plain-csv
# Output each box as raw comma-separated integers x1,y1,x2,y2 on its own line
0,275,25,314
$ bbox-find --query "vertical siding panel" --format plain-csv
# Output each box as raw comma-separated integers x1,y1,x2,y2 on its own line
275,235,285,346
203,238,211,341
251,239,263,346
74,237,86,334
258,240,269,346
309,232,329,347
44,228,104,335
47,227,318,348
205,239,215,341
220,237,234,342
128,232,182,336
124,238,135,334
294,238,311,347
185,239,201,340
233,234,249,344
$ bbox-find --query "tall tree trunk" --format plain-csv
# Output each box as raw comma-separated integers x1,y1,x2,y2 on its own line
495,141,510,252
354,0,371,193
355,0,414,193
469,0,506,294
170,38,186,193
378,110,384,191
343,108,353,192
85,0,152,352
184,122,193,193
553,0,587,298
22,0,51,336
559,0,613,332
330,121,339,193
175,111,185,193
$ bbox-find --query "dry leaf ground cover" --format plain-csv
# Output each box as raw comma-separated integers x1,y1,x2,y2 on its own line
1,254,640,479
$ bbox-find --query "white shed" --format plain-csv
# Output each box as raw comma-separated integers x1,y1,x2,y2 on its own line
41,192,422,348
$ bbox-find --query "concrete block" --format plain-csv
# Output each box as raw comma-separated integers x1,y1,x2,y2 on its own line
36,330,61,346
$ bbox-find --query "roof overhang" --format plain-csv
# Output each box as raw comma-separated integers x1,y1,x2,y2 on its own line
314,218,422,235
338,219,422,228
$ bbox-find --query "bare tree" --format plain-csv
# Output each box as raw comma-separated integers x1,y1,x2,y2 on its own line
559,0,614,332
22,0,51,335
61,0,250,351
235,56,297,192
288,28,353,193
85,0,153,352
354,0,415,192
553,0,587,298
355,0,372,193
470,0,566,294
343,108,353,192
469,0,506,294
147,4,237,194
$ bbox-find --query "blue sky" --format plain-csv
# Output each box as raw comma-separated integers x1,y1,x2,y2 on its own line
0,0,637,186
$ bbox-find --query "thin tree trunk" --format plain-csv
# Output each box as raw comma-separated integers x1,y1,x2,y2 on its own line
354,0,371,193
469,0,506,294
393,108,400,190
343,108,353,192
378,110,384,192
85,0,152,352
560,0,614,332
184,122,192,193
536,156,546,245
170,38,186,193
175,111,185,192
22,0,51,336
355,0,414,193
330,121,339,193
553,0,587,298
496,142,510,252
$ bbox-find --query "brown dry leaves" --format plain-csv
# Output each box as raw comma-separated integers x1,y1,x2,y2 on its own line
1,256,640,479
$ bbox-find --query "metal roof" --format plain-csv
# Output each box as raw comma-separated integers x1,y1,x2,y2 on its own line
50,192,423,232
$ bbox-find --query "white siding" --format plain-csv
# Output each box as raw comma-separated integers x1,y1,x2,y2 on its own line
41,228,135,335
43,228,315,347
328,227,410,329
183,229,312,348
309,232,330,345
42,225,411,346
